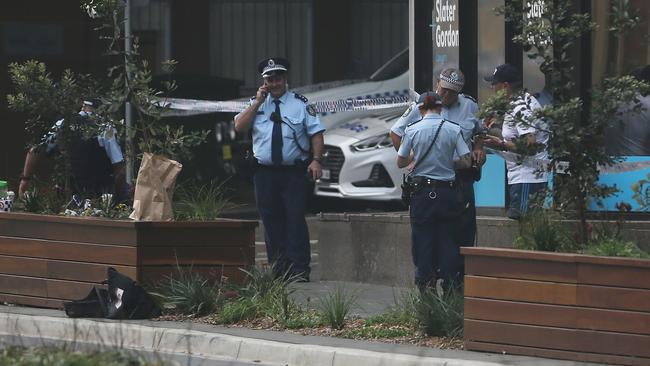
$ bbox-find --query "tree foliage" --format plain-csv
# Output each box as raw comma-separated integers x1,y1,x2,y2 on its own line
80,0,208,162
491,1,650,244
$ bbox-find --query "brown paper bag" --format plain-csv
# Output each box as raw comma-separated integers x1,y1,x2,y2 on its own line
129,152,183,221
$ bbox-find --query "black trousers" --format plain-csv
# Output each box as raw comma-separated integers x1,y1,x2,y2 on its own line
254,166,311,276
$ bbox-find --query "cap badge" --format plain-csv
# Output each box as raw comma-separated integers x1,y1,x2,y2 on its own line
268,59,275,67
450,72,459,81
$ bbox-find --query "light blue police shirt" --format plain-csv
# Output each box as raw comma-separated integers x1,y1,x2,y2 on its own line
237,91,325,166
397,114,470,181
43,112,124,164
391,94,479,149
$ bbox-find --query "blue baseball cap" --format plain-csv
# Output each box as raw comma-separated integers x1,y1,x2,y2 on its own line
484,64,521,85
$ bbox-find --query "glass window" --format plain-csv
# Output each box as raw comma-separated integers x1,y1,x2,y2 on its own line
592,0,650,84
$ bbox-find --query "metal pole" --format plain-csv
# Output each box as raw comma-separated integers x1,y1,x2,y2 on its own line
124,0,134,184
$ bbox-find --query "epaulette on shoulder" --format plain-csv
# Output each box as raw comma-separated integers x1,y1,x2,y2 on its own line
294,93,308,103
460,93,477,103
406,117,423,128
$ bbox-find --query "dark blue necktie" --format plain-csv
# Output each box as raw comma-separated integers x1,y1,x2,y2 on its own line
271,99,283,165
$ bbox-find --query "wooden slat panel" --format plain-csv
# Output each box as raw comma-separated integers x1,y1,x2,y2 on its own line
136,227,254,247
0,237,137,266
466,276,650,312
464,319,650,358
465,297,650,335
0,255,136,282
465,341,650,366
138,246,255,266
464,255,577,283
462,247,650,268
139,265,250,285
46,280,95,300
0,255,47,277
0,274,100,301
577,285,650,313
579,262,650,290
0,213,137,246
464,276,578,305
0,293,64,309
47,261,136,282
0,274,46,297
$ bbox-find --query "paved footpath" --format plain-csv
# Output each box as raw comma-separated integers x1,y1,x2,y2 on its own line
0,281,606,366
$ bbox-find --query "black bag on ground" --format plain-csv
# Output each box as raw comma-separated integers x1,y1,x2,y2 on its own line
64,267,160,320
105,267,161,320
64,286,109,318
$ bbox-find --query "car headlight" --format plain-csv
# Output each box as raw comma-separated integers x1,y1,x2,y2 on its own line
350,133,393,152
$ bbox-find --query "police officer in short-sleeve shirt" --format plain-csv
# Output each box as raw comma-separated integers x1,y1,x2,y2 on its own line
234,58,325,282
391,69,485,253
396,92,470,290
19,99,127,201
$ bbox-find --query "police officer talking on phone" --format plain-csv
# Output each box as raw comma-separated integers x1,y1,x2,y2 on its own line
234,57,325,282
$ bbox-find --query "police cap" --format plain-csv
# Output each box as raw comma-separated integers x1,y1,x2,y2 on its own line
258,57,290,77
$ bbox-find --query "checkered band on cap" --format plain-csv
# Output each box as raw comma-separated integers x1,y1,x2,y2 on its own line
438,68,465,92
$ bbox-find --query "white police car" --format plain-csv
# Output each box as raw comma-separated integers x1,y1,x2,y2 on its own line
303,49,408,202
315,110,405,201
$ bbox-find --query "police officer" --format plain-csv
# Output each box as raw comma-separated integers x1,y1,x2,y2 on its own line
18,98,127,201
234,57,325,282
397,92,470,290
391,68,485,252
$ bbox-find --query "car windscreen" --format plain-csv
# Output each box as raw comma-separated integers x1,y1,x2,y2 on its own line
369,48,408,82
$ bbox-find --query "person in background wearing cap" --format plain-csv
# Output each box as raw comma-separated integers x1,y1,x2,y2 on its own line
397,92,470,291
482,64,549,220
391,68,485,262
234,57,325,282
18,98,127,201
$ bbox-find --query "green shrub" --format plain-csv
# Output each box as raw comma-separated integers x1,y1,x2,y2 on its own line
174,180,232,221
515,210,576,252
218,296,257,324
317,286,359,330
585,231,650,259
152,267,222,317
365,290,418,328
415,288,464,338
216,263,305,327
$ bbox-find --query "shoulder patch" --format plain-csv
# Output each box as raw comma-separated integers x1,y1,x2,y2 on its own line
406,117,423,128
401,105,413,118
306,104,317,117
294,93,308,103
460,93,477,103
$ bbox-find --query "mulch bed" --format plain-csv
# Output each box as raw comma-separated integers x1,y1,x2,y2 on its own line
154,314,464,350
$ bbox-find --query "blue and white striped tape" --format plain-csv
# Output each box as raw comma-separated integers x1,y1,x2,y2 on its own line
156,89,414,117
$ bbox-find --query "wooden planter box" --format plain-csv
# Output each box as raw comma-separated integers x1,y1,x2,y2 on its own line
0,212,257,309
462,247,650,366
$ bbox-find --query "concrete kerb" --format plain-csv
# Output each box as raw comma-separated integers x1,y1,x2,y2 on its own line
0,311,511,366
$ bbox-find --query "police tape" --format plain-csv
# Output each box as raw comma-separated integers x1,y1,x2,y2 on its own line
155,95,413,117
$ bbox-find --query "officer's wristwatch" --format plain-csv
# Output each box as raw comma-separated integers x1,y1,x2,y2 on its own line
312,156,322,164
